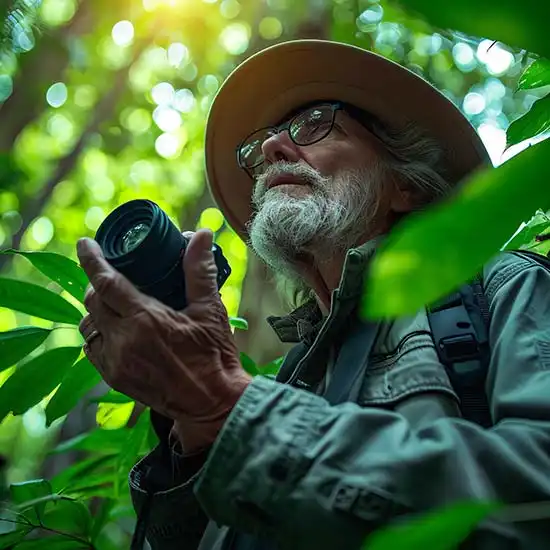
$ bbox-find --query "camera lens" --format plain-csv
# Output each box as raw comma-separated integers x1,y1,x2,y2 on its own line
95,199,231,311
121,223,150,253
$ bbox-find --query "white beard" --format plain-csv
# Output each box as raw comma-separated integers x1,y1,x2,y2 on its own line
247,161,385,280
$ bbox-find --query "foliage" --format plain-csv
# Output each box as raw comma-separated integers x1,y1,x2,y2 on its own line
362,0,550,318
1,0,550,548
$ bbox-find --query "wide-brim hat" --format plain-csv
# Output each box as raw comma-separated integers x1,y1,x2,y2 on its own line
204,39,490,242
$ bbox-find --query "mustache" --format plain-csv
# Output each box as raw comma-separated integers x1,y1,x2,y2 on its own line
253,162,322,200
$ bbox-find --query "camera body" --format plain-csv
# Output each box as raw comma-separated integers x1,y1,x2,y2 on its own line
94,199,231,310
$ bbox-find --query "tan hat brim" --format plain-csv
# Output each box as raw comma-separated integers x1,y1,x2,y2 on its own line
205,40,490,242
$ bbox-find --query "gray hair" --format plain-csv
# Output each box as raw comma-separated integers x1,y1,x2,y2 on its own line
271,117,453,308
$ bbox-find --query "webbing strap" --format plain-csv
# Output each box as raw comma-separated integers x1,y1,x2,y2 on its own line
428,283,492,428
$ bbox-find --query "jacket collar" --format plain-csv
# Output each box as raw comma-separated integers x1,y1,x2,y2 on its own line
266,235,385,343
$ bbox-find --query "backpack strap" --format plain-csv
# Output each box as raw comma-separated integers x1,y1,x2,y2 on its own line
427,277,493,428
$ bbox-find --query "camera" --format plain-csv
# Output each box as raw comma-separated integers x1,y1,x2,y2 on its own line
94,199,231,310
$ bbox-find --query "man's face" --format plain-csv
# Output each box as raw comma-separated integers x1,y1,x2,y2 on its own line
247,103,391,277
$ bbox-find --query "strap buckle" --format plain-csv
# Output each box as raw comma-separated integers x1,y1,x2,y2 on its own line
438,333,480,364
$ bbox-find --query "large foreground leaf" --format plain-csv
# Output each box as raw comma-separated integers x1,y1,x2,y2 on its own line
398,0,550,59
0,250,89,303
45,356,101,427
0,347,82,422
0,278,83,325
361,138,550,319
364,501,499,550
0,327,51,373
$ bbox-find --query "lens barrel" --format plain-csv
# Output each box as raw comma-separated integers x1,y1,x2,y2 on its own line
95,199,230,310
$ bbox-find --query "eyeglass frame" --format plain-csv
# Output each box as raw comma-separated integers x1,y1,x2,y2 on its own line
235,101,346,178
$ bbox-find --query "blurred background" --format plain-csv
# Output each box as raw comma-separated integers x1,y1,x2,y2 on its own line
0,0,547,545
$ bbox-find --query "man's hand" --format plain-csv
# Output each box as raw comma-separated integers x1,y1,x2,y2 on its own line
76,228,252,453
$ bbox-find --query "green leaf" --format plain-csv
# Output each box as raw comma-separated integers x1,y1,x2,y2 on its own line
258,356,284,377
10,479,52,512
16,535,90,549
1,250,89,303
398,0,550,59
363,501,500,550
41,498,92,538
90,498,115,543
0,278,83,325
88,389,134,404
502,210,550,251
116,411,150,492
0,347,82,423
51,455,116,495
229,316,248,330
518,58,550,91
10,479,53,524
506,95,550,148
0,326,51,373
240,352,258,376
61,473,115,499
50,428,126,456
361,137,550,319
45,356,101,427
0,527,33,549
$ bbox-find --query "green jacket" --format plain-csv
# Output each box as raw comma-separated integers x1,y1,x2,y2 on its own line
129,239,550,550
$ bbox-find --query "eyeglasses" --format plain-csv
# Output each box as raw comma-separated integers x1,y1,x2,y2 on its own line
236,102,344,174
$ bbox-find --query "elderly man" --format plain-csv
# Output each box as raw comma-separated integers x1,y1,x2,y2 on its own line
77,41,550,550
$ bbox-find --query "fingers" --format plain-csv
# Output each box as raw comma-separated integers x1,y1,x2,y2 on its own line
183,229,219,304
77,238,146,317
78,313,96,341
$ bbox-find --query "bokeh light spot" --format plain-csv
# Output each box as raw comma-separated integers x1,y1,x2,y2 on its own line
168,43,189,67
452,42,476,72
74,85,97,108
198,75,220,96
220,0,241,18
85,207,106,231
181,63,198,82
123,108,152,134
151,82,175,105
153,106,182,132
0,75,13,102
463,92,486,116
198,208,224,232
46,82,68,108
259,17,283,40
477,40,514,76
174,89,195,112
357,4,383,32
39,0,77,26
112,20,135,47
47,113,74,140
155,133,181,159
219,23,250,55
31,217,54,245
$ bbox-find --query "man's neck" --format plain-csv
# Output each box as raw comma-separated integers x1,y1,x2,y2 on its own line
302,233,386,314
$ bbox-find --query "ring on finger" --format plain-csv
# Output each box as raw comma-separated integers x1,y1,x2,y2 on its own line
85,329,102,346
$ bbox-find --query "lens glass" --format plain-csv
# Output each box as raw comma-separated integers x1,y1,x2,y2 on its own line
121,223,149,253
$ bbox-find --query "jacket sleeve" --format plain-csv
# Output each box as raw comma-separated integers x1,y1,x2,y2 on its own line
192,253,550,550
128,425,210,550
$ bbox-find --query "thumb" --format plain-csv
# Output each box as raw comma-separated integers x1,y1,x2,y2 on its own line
183,229,219,304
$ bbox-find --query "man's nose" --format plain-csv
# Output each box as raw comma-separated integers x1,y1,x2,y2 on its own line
261,129,301,165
